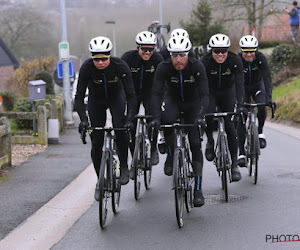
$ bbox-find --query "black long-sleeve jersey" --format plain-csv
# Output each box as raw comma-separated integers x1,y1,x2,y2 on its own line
201,51,245,104
151,57,209,120
238,51,272,101
75,57,137,121
121,50,164,95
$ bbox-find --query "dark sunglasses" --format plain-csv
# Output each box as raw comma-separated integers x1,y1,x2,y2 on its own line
212,48,228,54
91,55,111,62
140,47,155,52
170,52,189,58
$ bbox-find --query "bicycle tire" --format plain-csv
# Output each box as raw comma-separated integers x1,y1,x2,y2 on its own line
174,150,184,228
251,125,259,184
246,126,253,176
144,144,152,189
112,161,121,214
99,152,109,229
134,137,142,200
220,136,228,202
184,143,193,212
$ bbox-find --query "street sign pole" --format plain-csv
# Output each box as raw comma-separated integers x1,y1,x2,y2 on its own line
60,0,73,125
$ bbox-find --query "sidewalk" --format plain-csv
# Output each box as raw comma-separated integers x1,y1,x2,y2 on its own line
0,114,92,240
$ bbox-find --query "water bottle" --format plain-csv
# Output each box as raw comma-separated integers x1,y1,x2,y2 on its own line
113,153,120,178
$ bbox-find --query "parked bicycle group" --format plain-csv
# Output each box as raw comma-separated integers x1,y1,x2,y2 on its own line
75,24,276,228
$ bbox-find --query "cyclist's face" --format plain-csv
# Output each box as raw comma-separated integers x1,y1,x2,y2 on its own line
92,53,110,70
241,49,256,62
138,45,155,61
171,53,188,71
212,48,228,64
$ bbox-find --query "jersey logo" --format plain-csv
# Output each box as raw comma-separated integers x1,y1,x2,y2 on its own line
93,79,103,84
130,67,140,73
145,65,155,73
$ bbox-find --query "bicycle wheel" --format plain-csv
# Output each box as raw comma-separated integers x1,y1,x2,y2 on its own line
184,145,193,213
246,127,253,176
220,136,228,202
250,126,259,184
174,150,184,228
134,137,142,200
144,144,152,189
99,152,109,229
112,162,121,214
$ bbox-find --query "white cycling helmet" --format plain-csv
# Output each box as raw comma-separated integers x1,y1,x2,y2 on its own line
171,28,189,39
239,35,258,48
89,36,113,53
135,31,157,45
167,36,192,52
209,34,230,48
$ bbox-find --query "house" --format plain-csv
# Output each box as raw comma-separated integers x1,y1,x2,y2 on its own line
0,37,19,92
243,14,290,41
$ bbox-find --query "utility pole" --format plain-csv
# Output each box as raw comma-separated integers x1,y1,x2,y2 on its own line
105,21,116,57
59,0,73,125
159,0,163,34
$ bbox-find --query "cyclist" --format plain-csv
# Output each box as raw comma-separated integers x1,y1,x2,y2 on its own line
237,35,273,167
150,36,209,207
121,31,164,177
159,28,196,60
200,33,245,182
75,36,137,200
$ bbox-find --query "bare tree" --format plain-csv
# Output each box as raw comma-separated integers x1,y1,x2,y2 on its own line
211,0,286,40
0,4,58,60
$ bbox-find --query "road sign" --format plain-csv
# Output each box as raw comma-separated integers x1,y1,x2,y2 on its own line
56,60,74,79
58,42,70,61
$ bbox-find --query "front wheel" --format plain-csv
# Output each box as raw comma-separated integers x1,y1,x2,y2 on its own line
220,137,228,202
184,150,193,213
174,150,184,228
112,166,121,213
134,138,142,200
99,152,109,229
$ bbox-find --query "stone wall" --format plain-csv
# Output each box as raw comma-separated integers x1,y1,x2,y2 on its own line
0,66,14,92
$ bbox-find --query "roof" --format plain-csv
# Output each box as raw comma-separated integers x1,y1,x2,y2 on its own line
0,37,19,69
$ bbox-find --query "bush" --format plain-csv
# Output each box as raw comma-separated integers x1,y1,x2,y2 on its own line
35,71,54,95
13,98,46,130
269,44,300,76
0,91,16,111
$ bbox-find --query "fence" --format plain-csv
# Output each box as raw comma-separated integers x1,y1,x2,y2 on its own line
0,95,64,145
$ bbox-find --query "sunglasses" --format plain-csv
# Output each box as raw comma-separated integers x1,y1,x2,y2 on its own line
212,48,228,54
170,52,189,58
91,55,111,62
140,47,155,52
241,48,257,54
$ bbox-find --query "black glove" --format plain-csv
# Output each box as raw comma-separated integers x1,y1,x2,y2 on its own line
266,99,273,107
124,120,135,131
194,117,206,129
78,120,89,134
149,119,161,131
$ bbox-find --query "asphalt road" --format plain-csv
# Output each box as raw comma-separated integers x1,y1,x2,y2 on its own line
1,118,300,250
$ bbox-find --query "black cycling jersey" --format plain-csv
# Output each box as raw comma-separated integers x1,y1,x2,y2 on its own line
121,50,164,96
201,51,245,104
238,51,272,102
159,45,197,60
75,57,137,122
151,57,209,120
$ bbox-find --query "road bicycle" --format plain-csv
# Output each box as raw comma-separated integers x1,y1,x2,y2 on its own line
243,102,276,184
131,115,153,200
148,20,170,51
81,126,127,229
205,112,239,202
160,123,202,228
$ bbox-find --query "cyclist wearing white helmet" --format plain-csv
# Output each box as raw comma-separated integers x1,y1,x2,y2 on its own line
150,36,209,207
237,35,273,167
201,33,245,182
75,36,137,200
159,28,196,60
121,31,164,171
